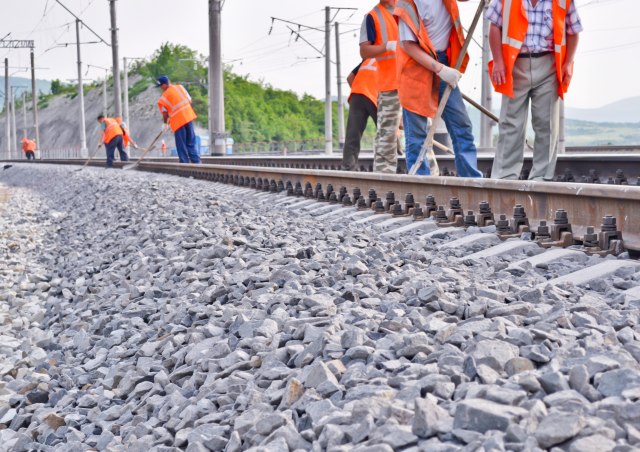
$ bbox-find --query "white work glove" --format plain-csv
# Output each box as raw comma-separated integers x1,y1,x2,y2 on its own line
437,65,462,88
161,123,169,132
385,41,397,52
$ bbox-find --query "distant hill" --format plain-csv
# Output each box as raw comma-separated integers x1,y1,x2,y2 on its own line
0,77,51,112
467,97,640,146
565,97,640,123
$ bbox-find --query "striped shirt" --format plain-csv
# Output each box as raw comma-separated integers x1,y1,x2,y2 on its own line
486,0,583,53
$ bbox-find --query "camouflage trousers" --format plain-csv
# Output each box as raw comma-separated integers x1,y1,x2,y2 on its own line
374,90,401,173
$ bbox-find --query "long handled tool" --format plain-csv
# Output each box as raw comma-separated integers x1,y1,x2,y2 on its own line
408,0,486,176
122,129,166,171
74,143,103,172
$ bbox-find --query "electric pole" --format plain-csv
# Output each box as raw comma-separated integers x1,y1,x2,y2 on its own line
480,5,493,149
76,19,87,156
123,57,129,128
210,0,225,156
10,89,17,155
109,0,122,118
22,92,27,139
4,58,9,158
103,72,107,115
335,22,345,148
324,6,332,154
30,49,40,153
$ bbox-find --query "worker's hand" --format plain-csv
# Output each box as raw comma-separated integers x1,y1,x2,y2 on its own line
437,65,462,88
385,41,397,52
561,60,574,87
491,59,506,86
161,123,169,133
133,143,139,150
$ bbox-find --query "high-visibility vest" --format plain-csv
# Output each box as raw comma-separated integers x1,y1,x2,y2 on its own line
349,58,379,107
157,84,197,132
489,0,571,98
26,140,36,151
101,117,123,144
369,4,399,92
394,0,469,118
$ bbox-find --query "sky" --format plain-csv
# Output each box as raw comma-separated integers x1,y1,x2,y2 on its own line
0,0,638,110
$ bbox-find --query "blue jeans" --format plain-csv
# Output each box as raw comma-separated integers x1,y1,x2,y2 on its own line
403,51,482,178
174,121,201,164
105,135,128,167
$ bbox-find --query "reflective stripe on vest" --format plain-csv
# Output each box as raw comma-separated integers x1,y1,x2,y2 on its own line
369,5,398,92
491,0,570,98
349,58,379,106
394,0,468,118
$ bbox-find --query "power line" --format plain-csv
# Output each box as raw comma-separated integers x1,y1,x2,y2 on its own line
53,0,110,46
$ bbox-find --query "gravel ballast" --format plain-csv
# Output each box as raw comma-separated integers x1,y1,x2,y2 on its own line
0,164,639,451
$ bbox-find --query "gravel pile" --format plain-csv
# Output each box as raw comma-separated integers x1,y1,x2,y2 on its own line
0,164,639,451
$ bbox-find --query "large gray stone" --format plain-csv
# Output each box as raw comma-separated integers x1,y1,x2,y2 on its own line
534,412,584,448
453,399,527,433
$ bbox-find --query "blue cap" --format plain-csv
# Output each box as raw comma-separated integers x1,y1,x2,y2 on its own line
155,75,170,87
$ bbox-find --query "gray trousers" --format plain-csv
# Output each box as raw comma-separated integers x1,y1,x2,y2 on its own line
492,54,560,181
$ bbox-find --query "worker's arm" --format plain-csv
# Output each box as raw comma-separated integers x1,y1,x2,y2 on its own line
360,41,389,59
402,41,441,73
347,72,356,87
489,24,505,86
562,32,579,85
401,40,462,87
359,13,394,59
347,62,362,87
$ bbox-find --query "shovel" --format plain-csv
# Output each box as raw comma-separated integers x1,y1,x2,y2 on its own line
408,0,486,176
75,143,103,172
123,129,166,171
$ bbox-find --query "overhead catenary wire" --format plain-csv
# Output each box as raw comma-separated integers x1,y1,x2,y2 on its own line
53,0,110,47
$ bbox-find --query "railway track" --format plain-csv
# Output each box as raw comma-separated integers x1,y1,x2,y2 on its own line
19,159,640,256
2,163,640,450
150,153,640,183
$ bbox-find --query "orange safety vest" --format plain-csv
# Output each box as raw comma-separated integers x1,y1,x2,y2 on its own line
369,4,399,92
489,0,571,98
26,140,36,151
101,117,124,144
394,0,469,118
157,84,197,132
349,58,379,107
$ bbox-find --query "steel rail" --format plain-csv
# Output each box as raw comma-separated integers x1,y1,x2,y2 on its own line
13,159,640,252
134,161,640,253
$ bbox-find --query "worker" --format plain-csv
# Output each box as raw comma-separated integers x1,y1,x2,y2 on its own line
21,137,36,160
97,114,128,168
360,0,400,174
342,59,378,171
394,0,482,178
487,0,582,181
161,139,167,156
155,75,200,164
